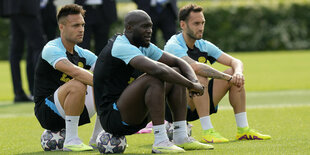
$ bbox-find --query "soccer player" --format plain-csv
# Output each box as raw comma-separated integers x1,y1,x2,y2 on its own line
34,4,103,151
93,10,214,153
164,4,271,143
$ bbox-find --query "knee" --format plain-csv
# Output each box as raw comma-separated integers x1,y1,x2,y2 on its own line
145,75,165,90
66,79,87,94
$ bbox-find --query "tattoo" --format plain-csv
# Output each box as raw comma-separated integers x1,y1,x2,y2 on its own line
60,59,71,66
183,56,230,80
183,56,196,65
197,64,230,80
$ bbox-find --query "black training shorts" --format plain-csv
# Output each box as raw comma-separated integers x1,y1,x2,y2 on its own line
99,102,149,136
34,94,90,131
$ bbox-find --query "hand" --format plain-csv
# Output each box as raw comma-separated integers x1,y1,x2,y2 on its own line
230,72,245,87
188,82,204,97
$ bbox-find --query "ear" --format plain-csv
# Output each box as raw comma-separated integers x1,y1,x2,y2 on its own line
180,20,186,30
126,25,133,33
59,23,64,31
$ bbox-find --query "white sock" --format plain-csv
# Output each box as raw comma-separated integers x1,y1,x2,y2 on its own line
235,112,249,128
153,124,169,146
173,121,188,144
64,115,81,145
89,115,104,144
199,116,213,130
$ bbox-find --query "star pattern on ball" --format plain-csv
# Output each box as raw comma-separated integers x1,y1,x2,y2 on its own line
119,137,127,149
105,141,114,153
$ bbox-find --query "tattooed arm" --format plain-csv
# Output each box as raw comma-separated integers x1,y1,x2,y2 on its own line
55,59,93,86
182,56,232,81
216,53,244,87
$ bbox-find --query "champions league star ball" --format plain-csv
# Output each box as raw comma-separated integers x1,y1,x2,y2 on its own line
41,129,65,151
96,131,127,154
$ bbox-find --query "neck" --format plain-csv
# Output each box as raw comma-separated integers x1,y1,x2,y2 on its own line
182,32,196,49
61,37,75,54
125,33,139,48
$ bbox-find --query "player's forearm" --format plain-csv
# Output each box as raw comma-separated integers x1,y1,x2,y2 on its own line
151,63,194,88
196,63,232,81
71,68,93,86
176,58,199,83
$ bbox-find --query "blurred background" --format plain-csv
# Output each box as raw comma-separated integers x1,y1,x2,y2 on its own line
1,0,310,59
0,0,310,101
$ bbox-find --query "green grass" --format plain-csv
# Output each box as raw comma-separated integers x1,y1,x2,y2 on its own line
0,90,309,154
0,51,309,154
212,50,310,91
1,50,310,101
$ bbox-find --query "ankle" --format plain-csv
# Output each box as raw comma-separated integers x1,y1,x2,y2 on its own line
64,137,82,145
237,126,249,133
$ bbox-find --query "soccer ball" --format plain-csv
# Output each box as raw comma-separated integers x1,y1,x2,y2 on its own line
96,131,127,154
166,122,192,141
41,129,65,151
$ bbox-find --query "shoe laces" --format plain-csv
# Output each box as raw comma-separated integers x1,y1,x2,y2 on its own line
204,129,223,138
238,127,260,134
154,139,174,147
184,136,196,143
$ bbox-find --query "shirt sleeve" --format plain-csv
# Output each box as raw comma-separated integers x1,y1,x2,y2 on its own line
112,43,143,65
164,41,188,58
139,43,163,61
200,40,223,60
75,46,97,67
41,45,67,68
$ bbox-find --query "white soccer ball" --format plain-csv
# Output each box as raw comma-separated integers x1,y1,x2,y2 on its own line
96,131,127,154
40,129,65,151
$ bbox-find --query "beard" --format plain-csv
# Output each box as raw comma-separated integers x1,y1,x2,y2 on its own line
186,23,203,40
187,30,202,40
133,34,150,47
140,41,150,47
65,35,83,45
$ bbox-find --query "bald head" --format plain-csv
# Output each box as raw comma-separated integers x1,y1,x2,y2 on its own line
124,10,151,28
123,10,153,47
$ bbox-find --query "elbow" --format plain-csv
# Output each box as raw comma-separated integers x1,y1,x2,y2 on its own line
148,64,169,77
237,59,243,66
232,58,243,67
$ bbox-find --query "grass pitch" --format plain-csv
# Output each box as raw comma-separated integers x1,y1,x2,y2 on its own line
1,50,310,101
0,90,309,154
0,50,309,154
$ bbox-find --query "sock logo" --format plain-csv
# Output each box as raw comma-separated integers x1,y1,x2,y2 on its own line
67,120,71,122
154,131,159,134
174,126,180,130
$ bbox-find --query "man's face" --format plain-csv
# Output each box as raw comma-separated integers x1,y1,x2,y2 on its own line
132,18,153,47
183,12,205,40
60,14,85,44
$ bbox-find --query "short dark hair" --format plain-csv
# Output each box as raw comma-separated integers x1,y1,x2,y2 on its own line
57,4,85,24
179,4,203,22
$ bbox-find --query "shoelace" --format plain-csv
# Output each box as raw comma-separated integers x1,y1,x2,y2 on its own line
205,129,224,138
155,140,174,147
185,137,196,143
